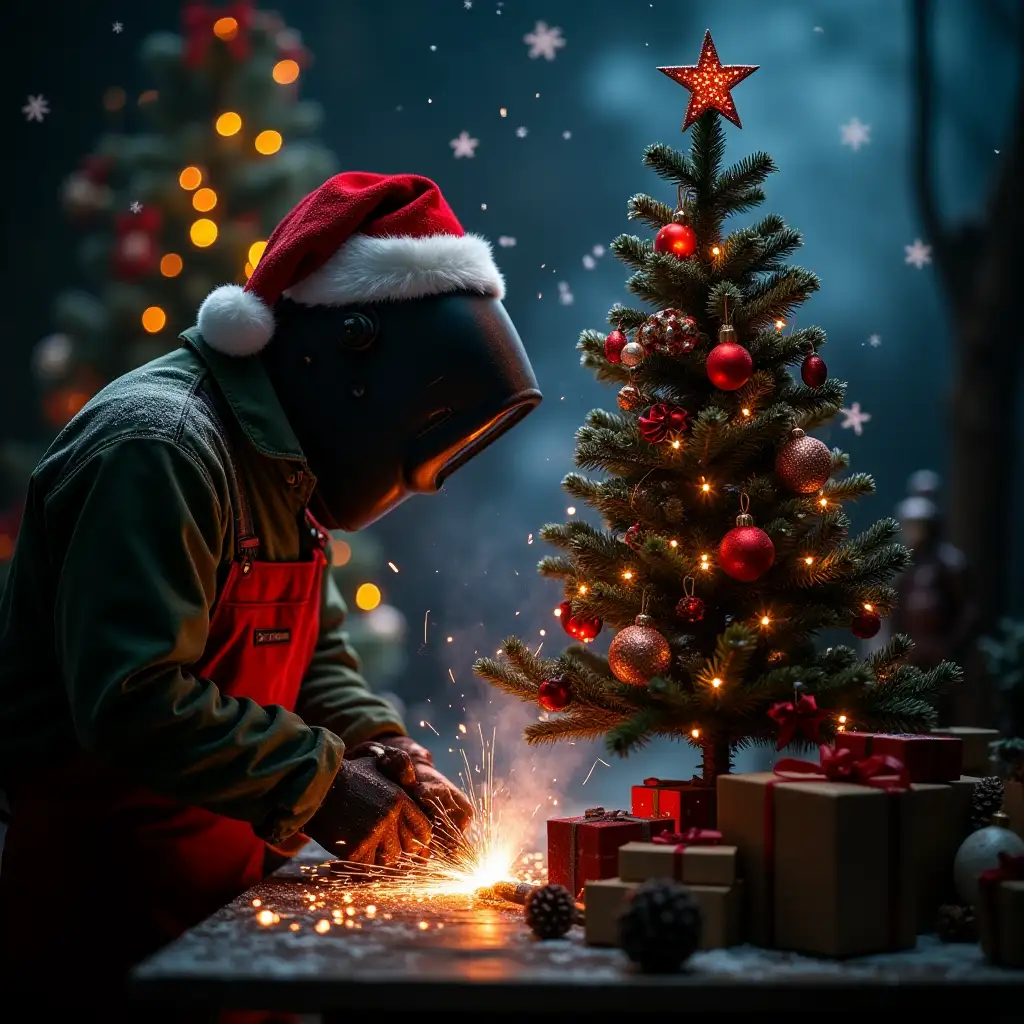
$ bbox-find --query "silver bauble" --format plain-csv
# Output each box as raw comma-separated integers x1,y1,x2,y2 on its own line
620,341,647,368
953,814,1024,906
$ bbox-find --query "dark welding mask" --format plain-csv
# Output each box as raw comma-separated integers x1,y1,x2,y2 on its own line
260,293,542,532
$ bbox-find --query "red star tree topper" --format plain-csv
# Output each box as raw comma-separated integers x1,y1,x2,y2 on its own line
658,30,759,130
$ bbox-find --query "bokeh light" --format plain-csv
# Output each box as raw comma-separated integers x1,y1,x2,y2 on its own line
355,583,382,611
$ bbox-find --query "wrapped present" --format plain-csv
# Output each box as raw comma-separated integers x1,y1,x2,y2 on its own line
619,829,737,887
548,808,672,899
1003,780,1024,841
584,876,741,949
932,727,1000,778
631,777,715,830
977,852,1024,967
836,731,962,783
717,746,924,957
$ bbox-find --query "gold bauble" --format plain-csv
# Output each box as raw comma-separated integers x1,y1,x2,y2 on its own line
608,614,672,686
617,384,644,411
775,427,832,494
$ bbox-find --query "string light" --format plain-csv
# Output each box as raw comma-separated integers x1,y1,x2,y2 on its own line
691,727,701,738
759,615,770,627
141,306,166,333
192,187,217,212
272,59,300,85
622,570,634,581
577,584,588,595
710,245,721,257
159,253,183,278
700,477,711,493
741,407,751,417
838,715,847,724
775,319,786,331
213,16,239,40
215,111,242,137
189,219,218,247
862,603,873,612
178,166,202,190
803,555,814,565
255,130,283,155
553,605,563,618
699,553,711,571
818,496,829,507
669,539,678,548
711,678,722,689
670,439,681,449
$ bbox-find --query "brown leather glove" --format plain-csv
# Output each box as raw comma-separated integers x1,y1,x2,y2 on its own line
348,736,474,834
302,754,432,867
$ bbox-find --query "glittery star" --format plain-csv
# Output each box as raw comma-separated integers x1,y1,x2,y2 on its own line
658,30,759,130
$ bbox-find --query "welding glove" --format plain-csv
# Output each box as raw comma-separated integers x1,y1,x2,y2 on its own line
347,736,474,835
302,754,433,867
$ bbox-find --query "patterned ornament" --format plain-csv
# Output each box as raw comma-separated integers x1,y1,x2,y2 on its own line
657,30,759,131
637,403,691,444
617,384,644,411
639,309,699,356
653,221,697,260
706,324,753,391
719,498,775,582
775,427,832,494
623,524,643,550
768,693,827,750
608,614,672,686
851,605,882,639
675,576,704,623
620,341,647,368
538,676,572,712
604,329,628,364
801,352,828,388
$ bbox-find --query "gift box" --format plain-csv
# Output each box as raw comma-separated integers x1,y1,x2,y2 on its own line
631,777,716,830
977,852,1024,967
548,808,672,899
584,876,742,949
618,829,737,887
836,731,962,783
932,728,999,778
1005,781,1024,841
717,747,924,957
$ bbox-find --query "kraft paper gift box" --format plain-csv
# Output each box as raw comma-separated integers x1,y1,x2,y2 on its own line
932,727,1000,778
584,876,742,949
1003,780,1024,841
631,777,716,831
717,750,924,957
618,829,737,887
836,732,962,783
977,853,1024,967
548,808,672,900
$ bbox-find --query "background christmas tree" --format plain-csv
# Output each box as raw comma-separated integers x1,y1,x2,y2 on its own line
475,33,960,788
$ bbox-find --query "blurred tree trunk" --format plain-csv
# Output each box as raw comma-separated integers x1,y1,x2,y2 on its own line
911,0,1024,723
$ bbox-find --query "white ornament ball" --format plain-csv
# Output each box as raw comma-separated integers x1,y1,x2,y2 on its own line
953,820,1024,906
620,341,647,368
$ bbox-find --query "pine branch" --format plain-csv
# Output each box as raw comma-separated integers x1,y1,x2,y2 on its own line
498,634,556,680
627,193,675,230
574,425,663,474
824,472,875,503
526,711,628,745
755,226,804,272
611,233,653,273
695,623,758,702
606,708,664,755
713,152,777,205
537,555,575,580
608,306,650,332
846,517,900,557
473,655,541,702
868,634,915,675
642,142,695,188
735,267,820,332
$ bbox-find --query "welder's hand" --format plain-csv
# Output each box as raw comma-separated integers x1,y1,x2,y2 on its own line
348,736,474,834
302,756,432,867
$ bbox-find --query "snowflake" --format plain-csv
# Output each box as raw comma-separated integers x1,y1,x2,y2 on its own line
22,95,50,122
464,0,472,7
868,333,882,348
130,200,143,213
515,125,528,138
497,236,517,247
561,130,572,140
904,239,932,269
840,118,871,151
592,244,605,257
112,21,123,33
582,254,596,270
523,21,566,61
557,281,573,306
839,402,872,436
449,130,479,158
813,25,824,33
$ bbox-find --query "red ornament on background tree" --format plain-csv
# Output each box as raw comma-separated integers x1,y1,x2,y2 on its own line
637,403,690,444
538,676,572,712
768,689,827,750
800,351,828,388
112,208,162,280
851,604,882,639
623,524,643,550
719,494,775,582
675,576,705,623
608,614,672,686
604,329,628,364
706,323,753,391
183,1,253,67
774,427,832,494
640,309,699,356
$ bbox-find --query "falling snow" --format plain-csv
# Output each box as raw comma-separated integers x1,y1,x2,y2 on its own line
904,238,933,269
839,402,872,436
515,126,528,139
112,21,124,33
582,254,596,270
22,95,49,122
497,236,517,247
557,281,573,306
868,333,882,348
449,130,479,158
562,130,572,140
523,21,566,61
840,118,871,151
592,244,605,257
130,201,143,213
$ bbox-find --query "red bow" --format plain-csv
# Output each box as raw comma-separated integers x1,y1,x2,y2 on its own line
979,851,1024,886
652,827,721,847
774,744,909,791
768,694,826,751
183,1,253,67
637,403,691,444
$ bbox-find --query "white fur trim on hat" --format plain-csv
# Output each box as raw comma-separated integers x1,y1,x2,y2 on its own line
197,284,276,357
283,232,506,308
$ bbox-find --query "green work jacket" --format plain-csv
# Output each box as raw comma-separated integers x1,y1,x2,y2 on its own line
0,328,406,843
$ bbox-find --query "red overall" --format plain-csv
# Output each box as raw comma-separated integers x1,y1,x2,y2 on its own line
0,452,328,1005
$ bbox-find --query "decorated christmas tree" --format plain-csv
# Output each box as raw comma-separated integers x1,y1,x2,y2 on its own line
474,32,960,788
0,2,336,583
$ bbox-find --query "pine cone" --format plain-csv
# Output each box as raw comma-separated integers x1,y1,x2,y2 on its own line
935,903,978,944
524,883,575,940
970,776,1004,832
617,879,702,973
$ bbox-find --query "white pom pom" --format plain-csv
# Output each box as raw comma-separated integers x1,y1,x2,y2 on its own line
197,285,275,356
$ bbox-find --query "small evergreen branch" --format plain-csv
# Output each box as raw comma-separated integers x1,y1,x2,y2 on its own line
574,425,663,474
735,267,820,332
642,142,696,188
783,378,847,419
713,151,777,206
847,518,900,557
564,644,615,679
562,472,602,505
627,192,675,229
537,555,576,580
756,226,804,271
499,634,556,679
526,711,628,745
850,544,912,588
473,655,541,701
608,306,650,332
824,472,876,503
695,623,758,699
717,228,768,280
611,233,654,273
586,408,633,432
868,634,915,675
734,371,777,414
606,708,664,755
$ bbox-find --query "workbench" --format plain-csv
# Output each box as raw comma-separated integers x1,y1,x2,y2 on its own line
130,846,1024,1016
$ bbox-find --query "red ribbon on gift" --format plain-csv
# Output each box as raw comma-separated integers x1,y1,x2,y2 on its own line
979,851,1024,963
183,1,253,67
768,694,827,750
568,808,657,897
651,827,721,849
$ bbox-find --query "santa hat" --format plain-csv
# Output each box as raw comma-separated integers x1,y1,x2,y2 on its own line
197,171,506,357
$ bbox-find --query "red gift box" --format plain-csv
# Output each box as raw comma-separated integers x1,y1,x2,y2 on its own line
835,732,962,783
631,777,716,830
548,808,672,899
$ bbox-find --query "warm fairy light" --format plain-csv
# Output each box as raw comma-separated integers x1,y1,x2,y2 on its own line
699,553,711,570
447,636,453,643
160,253,183,278
418,921,429,931
691,728,701,738
804,555,814,565
838,715,847,724
760,615,770,627
622,570,634,581
863,603,873,612
577,584,588,595
252,899,262,907
178,166,202,190
741,407,751,417
355,583,382,611
244,263,254,279
256,910,276,926
711,678,722,688
255,130,283,155
190,218,218,247
332,539,352,566
273,59,300,84
671,439,681,449
567,506,576,515
314,919,331,934
701,480,711,492
213,16,239,40
553,605,563,618
141,306,166,333
249,240,268,267
819,497,829,507
669,539,678,548
192,187,217,212
775,319,786,331
215,111,242,136
710,245,721,257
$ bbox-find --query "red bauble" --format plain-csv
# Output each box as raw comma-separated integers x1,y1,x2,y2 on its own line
707,342,753,391
638,403,691,444
851,607,882,639
568,613,603,642
624,524,643,550
538,676,572,712
675,595,705,623
604,329,628,364
556,600,575,635
654,221,697,259
801,353,828,388
719,525,775,582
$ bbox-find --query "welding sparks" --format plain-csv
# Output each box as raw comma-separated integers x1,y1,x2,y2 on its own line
582,758,610,785
423,609,430,645
388,561,400,573
448,668,457,684
420,720,440,736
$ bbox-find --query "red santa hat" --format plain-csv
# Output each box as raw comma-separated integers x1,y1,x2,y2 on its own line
197,171,506,357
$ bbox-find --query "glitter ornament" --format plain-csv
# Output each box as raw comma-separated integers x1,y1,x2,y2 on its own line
719,497,775,582
620,341,647,368
675,577,704,623
658,30,759,131
604,329,628,364
775,427,832,494
706,324,753,391
638,403,690,444
608,614,672,686
617,384,644,411
538,676,572,712
801,352,828,388
623,524,643,550
653,221,697,260
640,309,699,356
851,606,882,639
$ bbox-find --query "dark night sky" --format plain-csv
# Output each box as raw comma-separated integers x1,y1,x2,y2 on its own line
5,0,1021,805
